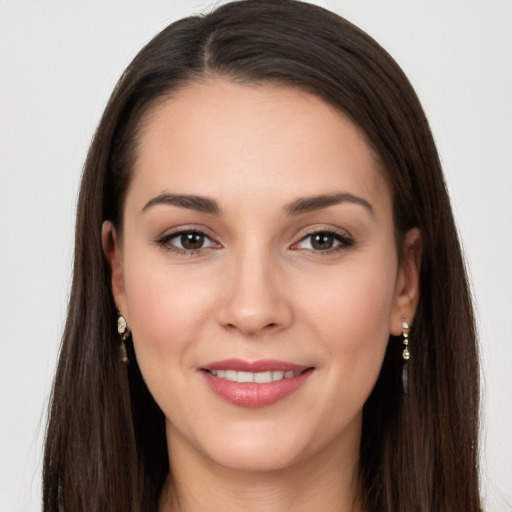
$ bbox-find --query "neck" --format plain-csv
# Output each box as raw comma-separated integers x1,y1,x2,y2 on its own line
159,422,363,512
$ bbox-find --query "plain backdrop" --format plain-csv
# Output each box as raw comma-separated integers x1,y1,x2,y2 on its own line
1,1,511,510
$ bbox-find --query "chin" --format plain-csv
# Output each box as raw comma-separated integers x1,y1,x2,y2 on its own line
206,436,309,473
168,415,317,473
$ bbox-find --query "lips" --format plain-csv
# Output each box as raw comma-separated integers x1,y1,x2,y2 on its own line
200,359,314,408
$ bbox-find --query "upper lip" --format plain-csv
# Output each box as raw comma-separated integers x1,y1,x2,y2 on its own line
201,358,311,373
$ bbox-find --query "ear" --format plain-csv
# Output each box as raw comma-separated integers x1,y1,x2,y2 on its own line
389,227,422,335
101,221,127,318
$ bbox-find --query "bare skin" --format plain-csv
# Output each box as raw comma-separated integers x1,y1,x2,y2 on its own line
103,79,421,512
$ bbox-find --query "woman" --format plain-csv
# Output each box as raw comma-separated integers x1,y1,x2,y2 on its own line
43,1,481,510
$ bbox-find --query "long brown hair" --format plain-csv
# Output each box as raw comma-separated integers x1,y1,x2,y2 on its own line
43,1,481,510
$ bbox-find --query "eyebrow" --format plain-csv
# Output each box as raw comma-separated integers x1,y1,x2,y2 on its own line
141,191,374,217
284,192,375,217
142,193,221,215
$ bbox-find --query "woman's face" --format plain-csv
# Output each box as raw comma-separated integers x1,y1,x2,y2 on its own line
105,79,419,473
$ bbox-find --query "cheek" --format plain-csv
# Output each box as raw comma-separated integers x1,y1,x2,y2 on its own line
285,259,397,449
122,254,217,378
300,254,397,393
303,255,396,337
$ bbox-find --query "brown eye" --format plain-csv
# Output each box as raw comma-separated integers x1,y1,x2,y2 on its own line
293,230,353,253
180,232,205,250
310,233,335,250
157,230,218,253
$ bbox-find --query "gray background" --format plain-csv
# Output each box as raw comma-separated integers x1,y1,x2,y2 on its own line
1,1,511,510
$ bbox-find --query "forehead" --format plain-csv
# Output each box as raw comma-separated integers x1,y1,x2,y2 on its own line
128,79,390,216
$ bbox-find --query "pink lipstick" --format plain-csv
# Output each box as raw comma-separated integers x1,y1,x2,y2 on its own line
200,358,314,407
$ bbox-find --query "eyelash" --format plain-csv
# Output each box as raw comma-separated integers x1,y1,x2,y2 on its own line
155,228,219,255
155,228,354,255
293,228,354,255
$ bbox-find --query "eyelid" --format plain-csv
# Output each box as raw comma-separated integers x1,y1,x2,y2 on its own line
155,225,221,254
291,226,354,253
154,224,353,255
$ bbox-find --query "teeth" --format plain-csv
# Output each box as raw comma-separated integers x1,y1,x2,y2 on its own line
225,370,237,381
254,371,272,383
208,369,299,382
238,371,254,383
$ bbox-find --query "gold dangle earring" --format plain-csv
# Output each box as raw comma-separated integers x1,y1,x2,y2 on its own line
117,315,129,364
401,316,410,393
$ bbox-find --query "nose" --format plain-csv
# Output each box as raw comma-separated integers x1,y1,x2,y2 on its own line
216,246,293,337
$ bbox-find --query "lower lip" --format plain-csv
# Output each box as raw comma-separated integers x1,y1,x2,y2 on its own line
202,369,313,408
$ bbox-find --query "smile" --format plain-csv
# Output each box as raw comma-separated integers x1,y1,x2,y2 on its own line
201,359,314,407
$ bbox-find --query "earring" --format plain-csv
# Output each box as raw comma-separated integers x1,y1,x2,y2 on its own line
401,316,410,393
117,315,129,364
401,317,410,361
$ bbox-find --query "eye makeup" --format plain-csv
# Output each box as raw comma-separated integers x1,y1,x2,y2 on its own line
154,225,354,257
